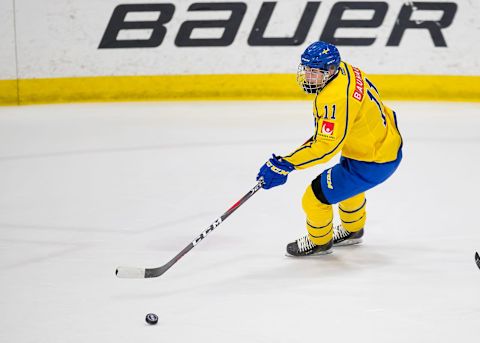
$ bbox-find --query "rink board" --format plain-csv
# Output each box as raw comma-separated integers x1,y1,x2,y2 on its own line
1,0,479,104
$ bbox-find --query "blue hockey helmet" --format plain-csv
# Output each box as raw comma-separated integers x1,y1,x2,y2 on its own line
300,41,341,72
297,41,341,93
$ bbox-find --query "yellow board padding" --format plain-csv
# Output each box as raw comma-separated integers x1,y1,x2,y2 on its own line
16,74,306,105
368,75,480,102
0,79,18,105
0,74,479,105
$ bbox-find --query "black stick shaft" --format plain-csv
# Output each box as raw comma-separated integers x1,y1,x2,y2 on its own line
144,180,264,278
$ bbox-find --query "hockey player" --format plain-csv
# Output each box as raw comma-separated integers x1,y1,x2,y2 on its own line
257,41,403,257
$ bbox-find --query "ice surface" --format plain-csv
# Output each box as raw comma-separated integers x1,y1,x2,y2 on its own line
0,101,479,342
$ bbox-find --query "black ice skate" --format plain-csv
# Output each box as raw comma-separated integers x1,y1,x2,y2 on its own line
333,225,363,246
286,235,333,257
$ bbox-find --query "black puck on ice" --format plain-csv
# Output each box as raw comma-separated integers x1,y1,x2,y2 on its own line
145,313,158,325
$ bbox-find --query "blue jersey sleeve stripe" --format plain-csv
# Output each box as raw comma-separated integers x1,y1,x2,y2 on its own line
293,62,351,168
283,142,314,159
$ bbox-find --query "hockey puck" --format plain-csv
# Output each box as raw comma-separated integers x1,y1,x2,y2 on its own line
145,313,158,325
475,252,480,270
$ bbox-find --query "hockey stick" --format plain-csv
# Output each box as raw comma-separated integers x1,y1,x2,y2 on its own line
116,179,264,279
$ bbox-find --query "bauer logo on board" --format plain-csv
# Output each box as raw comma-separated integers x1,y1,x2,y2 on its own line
99,1,458,49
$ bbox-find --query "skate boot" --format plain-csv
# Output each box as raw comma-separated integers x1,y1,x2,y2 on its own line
333,225,363,246
286,235,333,257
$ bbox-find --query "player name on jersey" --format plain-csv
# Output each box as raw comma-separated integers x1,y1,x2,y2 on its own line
352,66,365,102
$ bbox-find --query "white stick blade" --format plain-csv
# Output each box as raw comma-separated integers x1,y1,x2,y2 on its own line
116,266,145,279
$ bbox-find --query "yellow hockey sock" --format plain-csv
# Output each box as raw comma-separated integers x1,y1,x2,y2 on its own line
339,193,366,233
302,185,333,245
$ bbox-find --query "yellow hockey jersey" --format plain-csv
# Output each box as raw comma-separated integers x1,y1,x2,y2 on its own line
283,61,402,169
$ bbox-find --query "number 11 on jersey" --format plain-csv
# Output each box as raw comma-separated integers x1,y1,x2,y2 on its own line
365,78,386,127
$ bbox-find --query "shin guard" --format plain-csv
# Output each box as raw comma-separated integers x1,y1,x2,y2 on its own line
338,193,366,233
302,185,333,245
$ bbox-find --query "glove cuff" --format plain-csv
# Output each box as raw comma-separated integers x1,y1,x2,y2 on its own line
266,160,291,176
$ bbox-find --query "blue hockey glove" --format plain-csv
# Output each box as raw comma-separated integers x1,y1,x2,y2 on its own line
257,154,295,189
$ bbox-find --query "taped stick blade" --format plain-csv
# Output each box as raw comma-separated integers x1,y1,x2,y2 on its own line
475,252,480,270
116,266,146,279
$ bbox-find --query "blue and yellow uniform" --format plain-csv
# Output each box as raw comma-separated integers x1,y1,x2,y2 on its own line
283,61,403,246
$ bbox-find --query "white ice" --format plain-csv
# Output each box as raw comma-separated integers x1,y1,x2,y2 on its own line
0,101,479,342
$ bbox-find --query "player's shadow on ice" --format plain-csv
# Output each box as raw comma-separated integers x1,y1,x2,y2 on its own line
113,245,393,299
236,246,391,282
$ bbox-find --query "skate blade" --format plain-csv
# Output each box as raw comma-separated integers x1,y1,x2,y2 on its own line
285,250,333,258
334,238,363,247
